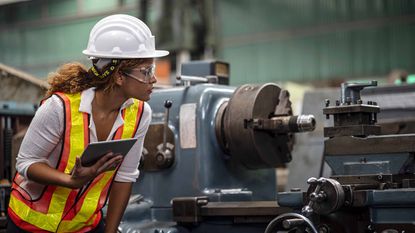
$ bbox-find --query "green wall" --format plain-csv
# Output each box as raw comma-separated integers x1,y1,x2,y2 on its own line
217,0,415,84
1,0,415,85
0,0,139,78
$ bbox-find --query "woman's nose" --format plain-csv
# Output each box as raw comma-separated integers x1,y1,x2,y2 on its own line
150,74,157,84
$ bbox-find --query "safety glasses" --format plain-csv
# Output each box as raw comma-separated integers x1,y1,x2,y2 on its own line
122,64,156,84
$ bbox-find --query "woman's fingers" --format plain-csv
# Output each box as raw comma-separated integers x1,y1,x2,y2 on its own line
69,153,122,188
96,154,123,174
93,152,116,169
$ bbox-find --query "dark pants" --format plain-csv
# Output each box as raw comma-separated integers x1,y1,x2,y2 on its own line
7,217,105,233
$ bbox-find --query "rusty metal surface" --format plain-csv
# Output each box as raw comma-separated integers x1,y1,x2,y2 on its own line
141,123,175,171
323,105,380,115
223,83,293,169
324,134,415,155
381,120,415,135
324,125,381,137
200,201,290,216
332,111,377,127
172,196,292,224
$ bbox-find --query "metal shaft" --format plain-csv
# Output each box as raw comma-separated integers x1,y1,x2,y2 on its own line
246,115,316,133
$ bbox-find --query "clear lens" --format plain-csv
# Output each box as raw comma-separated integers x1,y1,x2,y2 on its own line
124,64,156,84
142,64,156,78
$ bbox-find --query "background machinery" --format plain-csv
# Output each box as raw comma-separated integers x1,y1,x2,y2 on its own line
277,81,415,233
0,102,38,232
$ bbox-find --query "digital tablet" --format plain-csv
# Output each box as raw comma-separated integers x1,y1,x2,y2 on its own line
80,138,138,167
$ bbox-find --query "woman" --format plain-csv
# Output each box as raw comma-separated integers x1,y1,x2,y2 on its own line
7,14,168,233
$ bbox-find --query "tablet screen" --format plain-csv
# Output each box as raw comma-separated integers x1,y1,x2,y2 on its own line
80,138,138,167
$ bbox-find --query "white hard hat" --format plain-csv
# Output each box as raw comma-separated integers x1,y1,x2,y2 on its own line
83,14,169,59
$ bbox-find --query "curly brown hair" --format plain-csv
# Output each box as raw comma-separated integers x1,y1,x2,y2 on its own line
45,59,146,98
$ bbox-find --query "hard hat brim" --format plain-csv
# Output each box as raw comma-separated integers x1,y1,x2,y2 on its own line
82,49,169,59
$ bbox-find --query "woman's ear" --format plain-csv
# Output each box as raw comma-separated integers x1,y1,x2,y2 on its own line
114,72,124,85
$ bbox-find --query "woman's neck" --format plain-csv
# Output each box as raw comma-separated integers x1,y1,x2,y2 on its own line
93,89,127,114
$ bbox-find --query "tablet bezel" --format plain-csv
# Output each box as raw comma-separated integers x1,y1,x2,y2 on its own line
80,138,138,167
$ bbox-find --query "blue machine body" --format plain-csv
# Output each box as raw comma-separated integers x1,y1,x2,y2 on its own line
119,84,277,233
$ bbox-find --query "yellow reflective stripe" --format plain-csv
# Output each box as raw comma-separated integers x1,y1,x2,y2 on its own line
65,93,85,174
122,99,140,138
48,93,84,220
58,172,114,232
10,196,59,232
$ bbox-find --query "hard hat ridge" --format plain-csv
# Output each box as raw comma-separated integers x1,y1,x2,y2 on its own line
83,14,169,59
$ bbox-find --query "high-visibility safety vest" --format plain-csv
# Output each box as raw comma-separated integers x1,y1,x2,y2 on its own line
8,92,144,232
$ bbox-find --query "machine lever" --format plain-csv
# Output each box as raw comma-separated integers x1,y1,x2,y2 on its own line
155,100,175,169
341,80,377,104
162,100,172,151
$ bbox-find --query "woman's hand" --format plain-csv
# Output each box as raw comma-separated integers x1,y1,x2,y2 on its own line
68,152,123,189
26,152,123,189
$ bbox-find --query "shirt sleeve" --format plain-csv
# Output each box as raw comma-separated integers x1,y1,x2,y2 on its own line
16,95,64,179
114,102,152,182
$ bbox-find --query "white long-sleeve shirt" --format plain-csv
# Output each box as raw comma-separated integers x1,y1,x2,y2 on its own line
16,87,151,199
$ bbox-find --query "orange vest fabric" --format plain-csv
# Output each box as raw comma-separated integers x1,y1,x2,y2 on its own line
8,92,144,232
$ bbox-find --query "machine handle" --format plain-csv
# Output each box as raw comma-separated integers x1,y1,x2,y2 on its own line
163,100,172,151
177,75,218,86
340,80,377,104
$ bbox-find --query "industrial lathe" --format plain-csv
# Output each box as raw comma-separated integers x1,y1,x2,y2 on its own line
118,61,415,233
117,60,316,233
